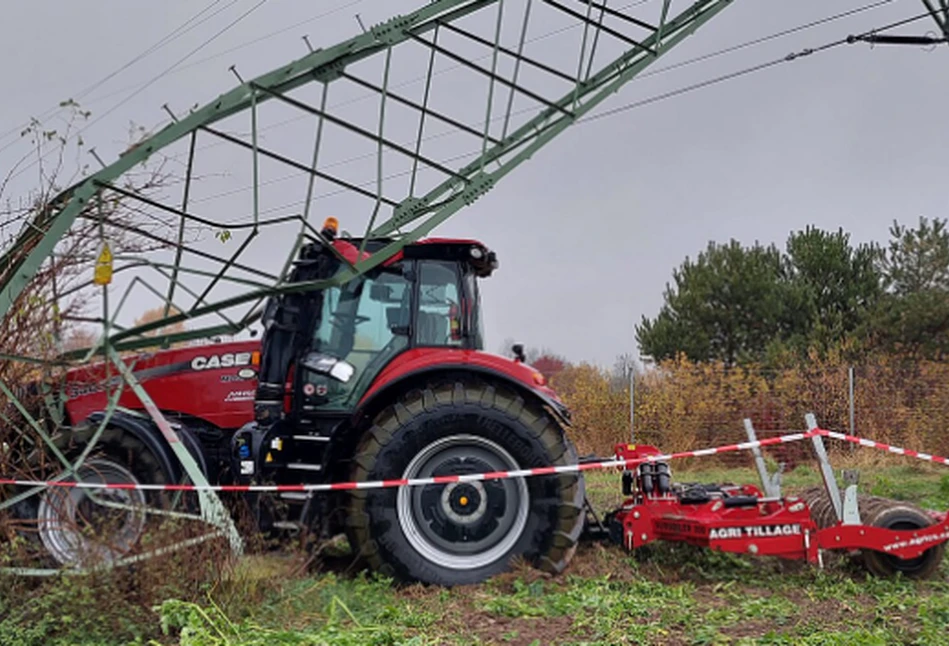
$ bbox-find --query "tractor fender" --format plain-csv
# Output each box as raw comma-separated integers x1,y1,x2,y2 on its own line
80,410,209,482
352,364,572,430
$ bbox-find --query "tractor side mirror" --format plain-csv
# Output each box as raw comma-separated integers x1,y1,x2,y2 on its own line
301,352,355,383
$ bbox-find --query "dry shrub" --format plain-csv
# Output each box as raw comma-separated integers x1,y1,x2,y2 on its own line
552,353,949,467
0,516,241,645
551,363,628,456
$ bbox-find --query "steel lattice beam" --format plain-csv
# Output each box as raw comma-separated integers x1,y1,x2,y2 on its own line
0,0,735,334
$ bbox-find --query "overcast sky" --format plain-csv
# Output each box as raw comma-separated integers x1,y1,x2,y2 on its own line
2,0,946,369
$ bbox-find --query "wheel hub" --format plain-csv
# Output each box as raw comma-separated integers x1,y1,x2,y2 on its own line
442,482,487,524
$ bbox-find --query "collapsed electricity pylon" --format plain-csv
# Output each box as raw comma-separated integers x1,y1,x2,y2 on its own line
0,0,740,575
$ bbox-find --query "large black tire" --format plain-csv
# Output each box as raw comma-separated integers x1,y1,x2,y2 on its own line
345,379,585,586
798,487,945,579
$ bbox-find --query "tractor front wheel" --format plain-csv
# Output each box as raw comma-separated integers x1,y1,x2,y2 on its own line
345,380,585,586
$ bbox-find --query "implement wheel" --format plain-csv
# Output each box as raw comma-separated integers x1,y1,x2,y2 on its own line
861,503,945,579
345,379,585,585
798,487,945,579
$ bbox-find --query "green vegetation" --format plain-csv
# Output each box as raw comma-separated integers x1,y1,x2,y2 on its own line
2,464,948,645
635,217,949,366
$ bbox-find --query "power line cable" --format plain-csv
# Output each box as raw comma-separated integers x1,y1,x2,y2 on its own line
580,7,939,124
4,0,274,187
0,0,237,148
29,0,363,124
637,0,897,80
176,0,906,208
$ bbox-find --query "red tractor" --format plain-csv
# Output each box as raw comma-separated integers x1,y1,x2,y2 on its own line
36,220,585,586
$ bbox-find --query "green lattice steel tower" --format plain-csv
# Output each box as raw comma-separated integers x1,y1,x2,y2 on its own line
0,0,943,577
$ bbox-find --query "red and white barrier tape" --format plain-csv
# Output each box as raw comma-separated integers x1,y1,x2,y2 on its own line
813,429,949,466
0,429,815,493
0,428,944,494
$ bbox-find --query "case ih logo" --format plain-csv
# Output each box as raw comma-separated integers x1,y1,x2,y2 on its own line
190,352,253,371
709,524,802,540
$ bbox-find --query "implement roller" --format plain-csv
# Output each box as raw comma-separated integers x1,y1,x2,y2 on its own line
600,419,949,579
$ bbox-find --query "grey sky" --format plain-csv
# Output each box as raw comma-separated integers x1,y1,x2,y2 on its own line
1,0,946,369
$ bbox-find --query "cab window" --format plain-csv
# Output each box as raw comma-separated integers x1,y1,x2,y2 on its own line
415,261,463,347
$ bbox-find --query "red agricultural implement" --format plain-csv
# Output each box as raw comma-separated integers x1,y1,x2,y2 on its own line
598,419,949,579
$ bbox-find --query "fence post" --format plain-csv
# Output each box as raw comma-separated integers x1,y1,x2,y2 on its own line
848,365,855,436
629,367,635,443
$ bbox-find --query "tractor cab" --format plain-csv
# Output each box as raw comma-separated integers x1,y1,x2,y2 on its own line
292,233,497,417
238,220,500,486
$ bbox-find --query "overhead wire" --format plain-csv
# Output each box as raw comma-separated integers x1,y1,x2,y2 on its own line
636,0,897,80
2,0,274,187
23,0,364,128
580,6,941,124
0,0,238,150
181,0,906,210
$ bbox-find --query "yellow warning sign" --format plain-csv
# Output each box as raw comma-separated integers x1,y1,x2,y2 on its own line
265,452,273,463
93,242,113,286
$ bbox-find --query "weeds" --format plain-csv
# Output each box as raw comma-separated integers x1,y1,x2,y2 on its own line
1,464,947,645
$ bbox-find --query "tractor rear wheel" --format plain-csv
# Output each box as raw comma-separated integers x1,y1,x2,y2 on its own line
14,423,201,570
345,379,585,586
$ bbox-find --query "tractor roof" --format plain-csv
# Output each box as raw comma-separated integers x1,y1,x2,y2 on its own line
324,236,497,277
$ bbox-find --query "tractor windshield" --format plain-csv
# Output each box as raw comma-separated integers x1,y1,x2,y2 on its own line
308,268,412,408
303,259,470,409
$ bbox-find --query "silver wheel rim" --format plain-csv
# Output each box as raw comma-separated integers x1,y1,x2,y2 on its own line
397,434,530,570
37,458,147,568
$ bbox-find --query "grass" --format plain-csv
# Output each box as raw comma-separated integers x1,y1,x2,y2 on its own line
2,461,949,646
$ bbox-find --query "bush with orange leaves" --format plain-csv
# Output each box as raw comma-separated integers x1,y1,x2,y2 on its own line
550,363,629,456
550,352,949,466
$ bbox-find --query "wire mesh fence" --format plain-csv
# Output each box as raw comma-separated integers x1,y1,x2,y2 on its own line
553,358,949,470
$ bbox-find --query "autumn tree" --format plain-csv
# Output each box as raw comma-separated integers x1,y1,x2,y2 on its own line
637,227,886,365
532,353,568,380
1,103,177,365
781,226,883,356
